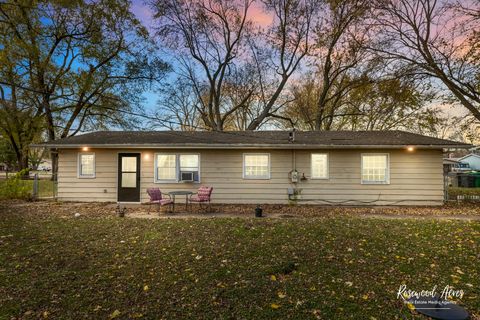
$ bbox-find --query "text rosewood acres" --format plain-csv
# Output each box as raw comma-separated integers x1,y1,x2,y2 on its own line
397,284,464,301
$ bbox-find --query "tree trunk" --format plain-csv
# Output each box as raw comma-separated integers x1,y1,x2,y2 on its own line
51,151,58,182
16,152,30,178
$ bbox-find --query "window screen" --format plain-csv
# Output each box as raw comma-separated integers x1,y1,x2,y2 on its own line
361,154,389,183
79,153,95,177
243,154,270,179
311,154,328,179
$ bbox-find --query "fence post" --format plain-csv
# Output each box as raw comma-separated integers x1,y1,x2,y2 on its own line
33,173,39,200
443,174,448,201
53,171,58,200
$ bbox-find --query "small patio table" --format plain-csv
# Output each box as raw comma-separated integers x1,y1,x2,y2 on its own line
168,191,193,212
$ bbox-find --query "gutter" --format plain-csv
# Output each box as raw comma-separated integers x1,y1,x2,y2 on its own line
31,143,472,149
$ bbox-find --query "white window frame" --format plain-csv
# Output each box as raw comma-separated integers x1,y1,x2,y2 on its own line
361,153,390,185
154,153,201,183
310,153,329,179
243,153,271,180
77,152,95,179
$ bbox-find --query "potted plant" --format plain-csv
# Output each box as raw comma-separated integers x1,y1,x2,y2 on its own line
255,205,263,217
116,205,127,217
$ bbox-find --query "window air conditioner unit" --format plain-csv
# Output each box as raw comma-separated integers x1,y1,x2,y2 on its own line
180,171,194,182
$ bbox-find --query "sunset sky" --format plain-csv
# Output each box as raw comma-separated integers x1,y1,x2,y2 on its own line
130,0,273,30
128,0,471,128
129,0,274,113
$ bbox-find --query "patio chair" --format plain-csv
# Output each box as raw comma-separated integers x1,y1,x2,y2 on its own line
146,188,174,214
189,186,213,212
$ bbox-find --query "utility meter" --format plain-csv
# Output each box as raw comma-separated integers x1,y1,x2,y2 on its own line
290,170,299,183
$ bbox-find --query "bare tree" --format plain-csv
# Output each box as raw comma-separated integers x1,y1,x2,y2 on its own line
245,0,316,130
221,64,261,130
371,0,480,121
426,112,480,144
154,79,202,131
152,0,255,131
152,0,315,131
277,0,372,130
310,0,371,130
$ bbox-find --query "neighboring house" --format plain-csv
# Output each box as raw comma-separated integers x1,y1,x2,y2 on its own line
38,131,471,206
38,159,52,172
443,158,471,173
458,154,480,171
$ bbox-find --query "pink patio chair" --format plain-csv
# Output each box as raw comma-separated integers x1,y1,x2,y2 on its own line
146,188,174,214
189,186,213,212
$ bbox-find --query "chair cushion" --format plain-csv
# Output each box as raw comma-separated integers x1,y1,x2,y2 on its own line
150,199,173,205
147,188,162,201
189,196,206,203
196,186,213,201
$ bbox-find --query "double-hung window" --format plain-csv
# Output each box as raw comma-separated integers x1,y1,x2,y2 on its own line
155,154,200,182
156,154,177,181
311,154,329,179
78,153,95,178
361,153,389,184
243,154,270,179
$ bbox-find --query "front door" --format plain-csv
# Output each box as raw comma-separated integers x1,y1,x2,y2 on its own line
118,153,141,202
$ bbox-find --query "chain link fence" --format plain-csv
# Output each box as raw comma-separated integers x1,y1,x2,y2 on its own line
32,172,57,199
0,171,57,200
445,173,480,202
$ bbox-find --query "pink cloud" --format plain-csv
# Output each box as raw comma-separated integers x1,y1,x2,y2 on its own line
130,0,274,30
248,2,273,27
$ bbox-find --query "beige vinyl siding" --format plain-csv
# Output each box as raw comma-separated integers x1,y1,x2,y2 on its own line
57,150,117,202
57,148,444,205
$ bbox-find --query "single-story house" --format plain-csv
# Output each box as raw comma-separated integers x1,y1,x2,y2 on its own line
38,130,471,206
458,153,480,171
443,158,471,173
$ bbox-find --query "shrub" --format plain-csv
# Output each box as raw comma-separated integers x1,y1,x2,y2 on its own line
448,187,480,201
0,169,33,200
448,187,480,196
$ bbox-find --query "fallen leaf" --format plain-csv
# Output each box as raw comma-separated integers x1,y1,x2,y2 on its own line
110,310,121,319
131,313,144,318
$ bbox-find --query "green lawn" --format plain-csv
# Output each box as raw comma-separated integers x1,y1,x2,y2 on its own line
0,210,478,319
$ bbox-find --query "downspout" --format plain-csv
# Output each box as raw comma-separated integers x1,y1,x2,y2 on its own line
292,149,296,172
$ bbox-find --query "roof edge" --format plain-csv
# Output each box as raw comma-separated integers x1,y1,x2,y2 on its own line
459,153,480,160
31,143,472,149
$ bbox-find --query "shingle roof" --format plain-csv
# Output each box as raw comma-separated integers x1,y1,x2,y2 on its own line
37,130,471,149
